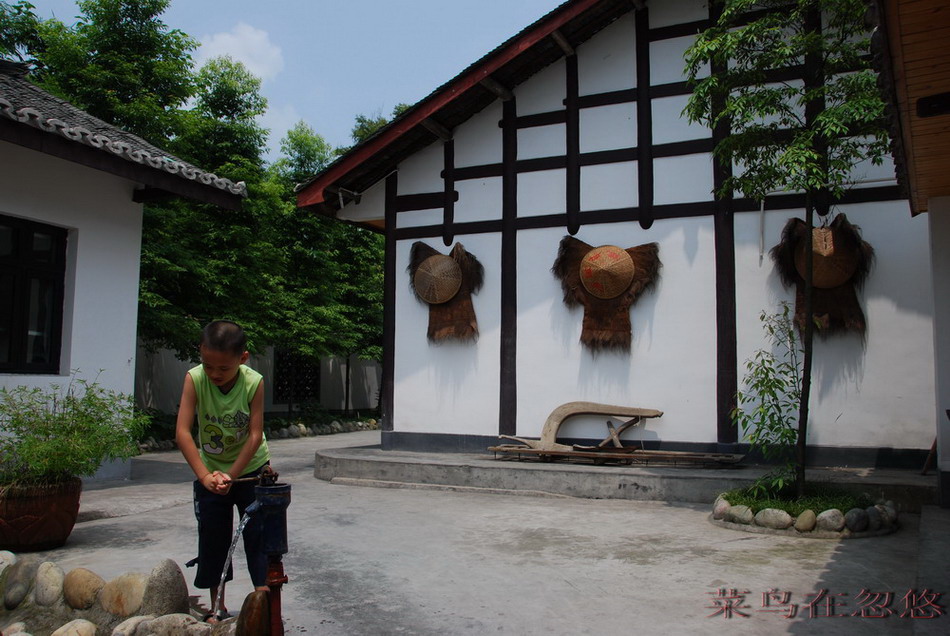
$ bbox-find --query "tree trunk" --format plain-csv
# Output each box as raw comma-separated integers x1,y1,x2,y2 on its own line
796,199,814,498
344,353,352,417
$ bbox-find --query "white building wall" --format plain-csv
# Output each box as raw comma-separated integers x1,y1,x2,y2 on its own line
392,234,501,436
734,201,935,450
0,142,141,398
339,3,936,454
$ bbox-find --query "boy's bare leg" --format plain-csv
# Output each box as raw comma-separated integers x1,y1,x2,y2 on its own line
208,583,227,622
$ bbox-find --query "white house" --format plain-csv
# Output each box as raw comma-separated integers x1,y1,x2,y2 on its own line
0,60,246,477
296,0,948,502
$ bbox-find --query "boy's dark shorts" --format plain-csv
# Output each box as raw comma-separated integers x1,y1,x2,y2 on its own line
192,463,269,589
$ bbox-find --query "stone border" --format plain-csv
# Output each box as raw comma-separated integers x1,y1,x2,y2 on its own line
0,552,262,635
710,495,900,539
708,515,900,539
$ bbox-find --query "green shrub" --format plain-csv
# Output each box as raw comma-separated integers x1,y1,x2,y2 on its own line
0,375,149,486
723,483,873,517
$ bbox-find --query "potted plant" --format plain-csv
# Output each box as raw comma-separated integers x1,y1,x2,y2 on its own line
0,373,148,551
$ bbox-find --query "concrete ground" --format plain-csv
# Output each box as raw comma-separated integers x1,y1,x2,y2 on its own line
22,431,950,635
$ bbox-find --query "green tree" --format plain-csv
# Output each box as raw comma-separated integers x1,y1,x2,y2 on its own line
684,0,889,496
270,120,334,186
0,1,40,62
29,0,196,144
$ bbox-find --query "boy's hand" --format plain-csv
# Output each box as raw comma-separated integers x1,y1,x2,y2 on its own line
201,471,233,494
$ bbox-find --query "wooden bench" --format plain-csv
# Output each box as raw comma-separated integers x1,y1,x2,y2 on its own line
495,401,663,453
489,401,744,466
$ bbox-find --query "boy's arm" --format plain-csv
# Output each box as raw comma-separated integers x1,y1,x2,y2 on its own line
175,374,224,492
223,381,266,482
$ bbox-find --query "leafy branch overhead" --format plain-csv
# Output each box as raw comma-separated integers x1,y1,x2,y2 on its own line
683,0,890,201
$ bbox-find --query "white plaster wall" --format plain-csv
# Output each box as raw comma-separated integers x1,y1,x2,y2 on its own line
338,178,385,224
518,123,565,160
652,35,706,85
0,142,141,398
392,234,501,435
518,169,566,217
454,101,504,166
515,59,566,116
516,218,718,443
653,94,710,145
927,198,950,470
734,201,935,450
650,0,709,28
577,13,637,95
654,153,715,204
579,103,637,152
580,162,638,210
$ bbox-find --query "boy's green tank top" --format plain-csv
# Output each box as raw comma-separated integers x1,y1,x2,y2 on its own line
188,364,270,476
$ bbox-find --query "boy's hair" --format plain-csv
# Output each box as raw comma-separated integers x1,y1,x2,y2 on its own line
200,320,247,356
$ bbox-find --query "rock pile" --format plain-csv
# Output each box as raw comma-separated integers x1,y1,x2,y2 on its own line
0,553,259,635
710,496,900,538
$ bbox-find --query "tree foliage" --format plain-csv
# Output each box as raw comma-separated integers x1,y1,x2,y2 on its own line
28,0,196,144
4,0,385,369
683,0,889,202
684,0,891,497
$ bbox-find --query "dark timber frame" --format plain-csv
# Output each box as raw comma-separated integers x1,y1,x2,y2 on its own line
377,4,904,447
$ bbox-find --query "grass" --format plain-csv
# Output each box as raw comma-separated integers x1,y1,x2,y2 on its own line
722,482,875,517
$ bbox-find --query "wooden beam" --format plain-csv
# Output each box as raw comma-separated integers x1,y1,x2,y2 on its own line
551,29,575,56
420,117,453,141
630,0,647,9
480,76,515,101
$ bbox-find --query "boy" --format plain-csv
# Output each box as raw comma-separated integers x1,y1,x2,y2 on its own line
175,320,270,622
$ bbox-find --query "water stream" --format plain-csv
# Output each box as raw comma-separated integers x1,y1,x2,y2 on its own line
211,509,254,619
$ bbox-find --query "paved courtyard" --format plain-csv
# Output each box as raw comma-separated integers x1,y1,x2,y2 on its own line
24,432,950,635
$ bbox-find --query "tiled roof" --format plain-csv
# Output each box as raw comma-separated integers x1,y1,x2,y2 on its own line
0,60,247,198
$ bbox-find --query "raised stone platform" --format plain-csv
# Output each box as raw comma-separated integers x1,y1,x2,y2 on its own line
314,445,939,512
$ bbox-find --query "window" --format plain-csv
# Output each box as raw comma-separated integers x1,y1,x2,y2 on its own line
273,348,320,405
0,214,67,374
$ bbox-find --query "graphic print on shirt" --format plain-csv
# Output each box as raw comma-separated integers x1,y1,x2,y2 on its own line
201,410,251,455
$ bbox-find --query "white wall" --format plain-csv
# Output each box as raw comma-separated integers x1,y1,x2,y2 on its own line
735,201,935,450
392,234,502,436
0,142,142,398
336,5,937,454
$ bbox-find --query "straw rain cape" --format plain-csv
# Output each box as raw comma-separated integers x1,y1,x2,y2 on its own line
552,236,661,352
408,242,484,342
770,213,874,336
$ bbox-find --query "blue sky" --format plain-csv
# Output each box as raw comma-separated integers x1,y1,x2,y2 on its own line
33,0,565,160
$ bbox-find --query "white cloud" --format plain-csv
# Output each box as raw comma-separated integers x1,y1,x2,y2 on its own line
196,23,284,81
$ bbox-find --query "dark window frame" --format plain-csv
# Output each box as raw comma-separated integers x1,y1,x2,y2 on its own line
0,213,67,374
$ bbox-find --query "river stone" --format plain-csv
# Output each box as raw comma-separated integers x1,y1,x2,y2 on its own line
4,556,39,609
288,426,300,439
0,551,16,576
725,504,754,525
140,558,189,616
100,572,147,617
112,614,158,635
844,507,869,532
875,504,896,527
50,619,97,636
235,589,269,636
63,567,105,610
754,508,793,529
865,505,883,531
712,496,730,520
816,508,846,532
794,509,817,532
35,561,65,606
139,613,202,635
277,428,289,439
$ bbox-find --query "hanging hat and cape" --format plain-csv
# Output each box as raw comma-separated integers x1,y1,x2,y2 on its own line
408,242,484,342
552,236,661,352
770,213,874,336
